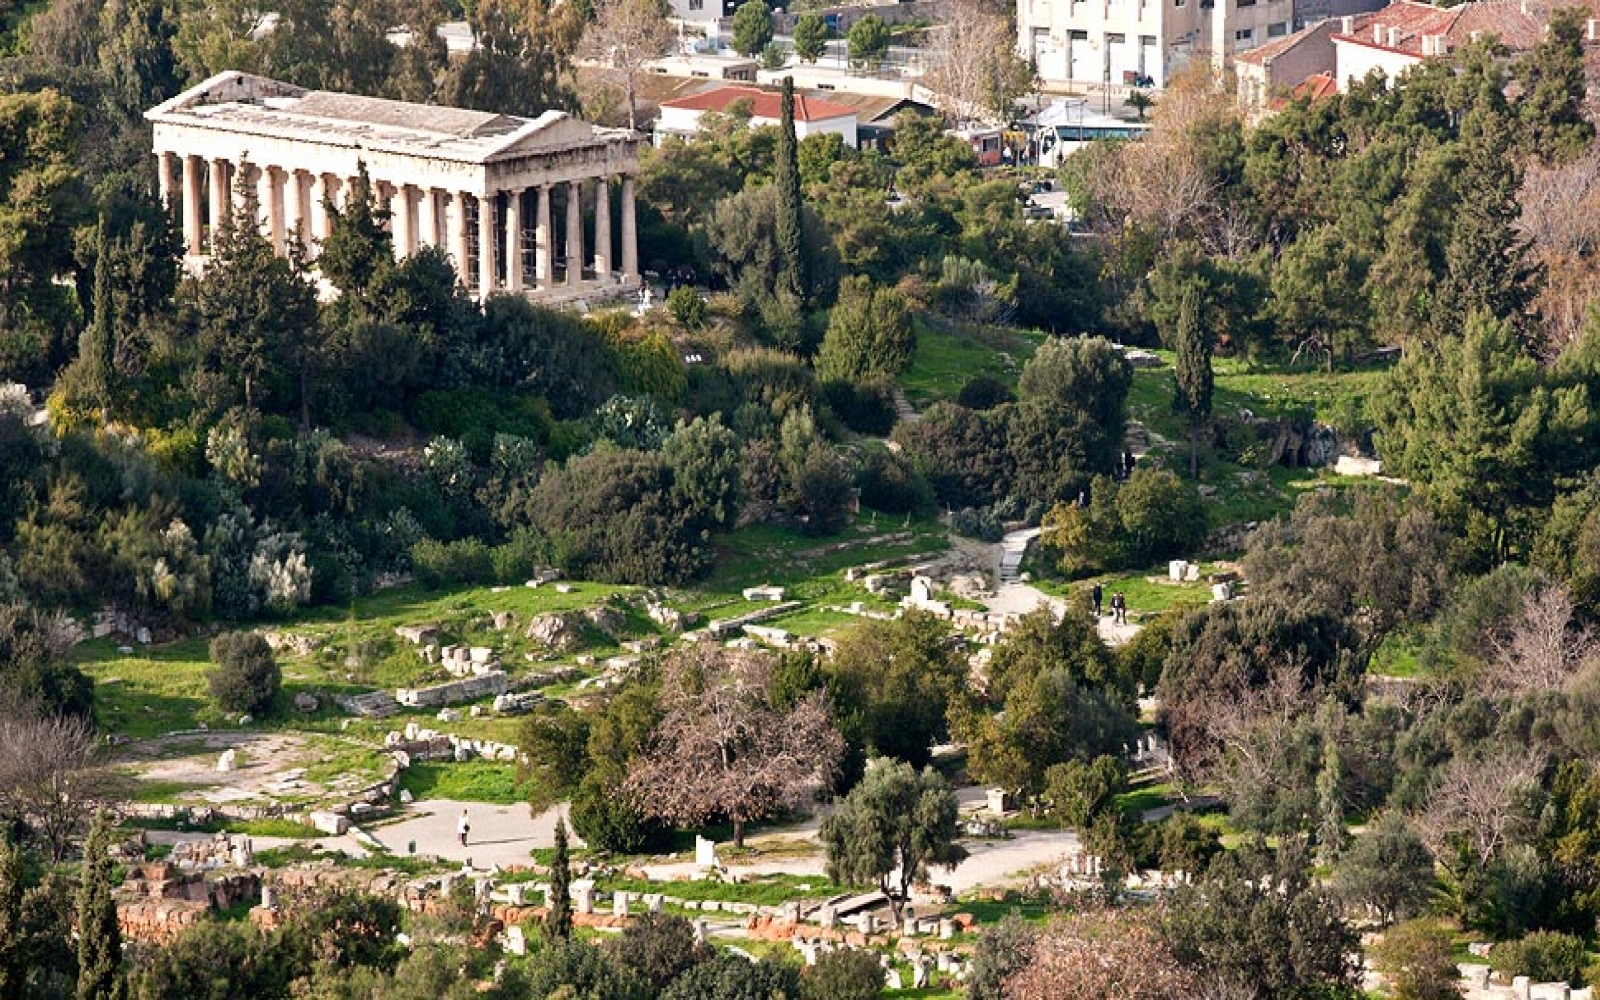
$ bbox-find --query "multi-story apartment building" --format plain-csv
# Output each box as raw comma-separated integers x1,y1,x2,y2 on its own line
1017,0,1379,90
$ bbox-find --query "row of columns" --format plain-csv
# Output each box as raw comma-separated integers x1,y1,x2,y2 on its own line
157,151,638,299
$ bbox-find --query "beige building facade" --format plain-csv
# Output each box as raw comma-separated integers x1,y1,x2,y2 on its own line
147,71,642,301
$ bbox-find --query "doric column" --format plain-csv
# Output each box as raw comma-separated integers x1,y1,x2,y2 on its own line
259,166,285,255
593,177,612,279
208,157,229,249
182,155,204,256
156,151,175,209
504,188,524,293
283,170,305,249
477,193,496,300
417,189,438,249
620,174,638,283
565,180,583,286
449,191,470,288
391,184,415,260
535,185,553,287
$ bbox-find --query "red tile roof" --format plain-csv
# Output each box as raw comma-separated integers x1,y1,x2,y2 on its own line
1332,0,1599,58
659,86,858,122
1294,71,1341,101
1332,0,1462,57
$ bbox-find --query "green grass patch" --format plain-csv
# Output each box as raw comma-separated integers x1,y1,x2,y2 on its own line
129,815,322,839
1032,562,1225,617
901,320,1045,407
77,638,215,739
1369,630,1429,679
1116,782,1180,817
397,762,527,804
255,844,446,875
952,895,1056,926
598,873,840,905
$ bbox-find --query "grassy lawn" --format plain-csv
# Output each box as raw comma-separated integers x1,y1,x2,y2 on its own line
81,638,215,739
901,320,1046,407
1032,561,1225,617
397,762,527,804
1117,781,1181,817
598,873,841,905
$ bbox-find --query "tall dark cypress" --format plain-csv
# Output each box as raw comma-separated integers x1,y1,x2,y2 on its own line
775,76,806,306
76,813,121,1000
1171,283,1213,480
77,217,115,413
546,817,573,940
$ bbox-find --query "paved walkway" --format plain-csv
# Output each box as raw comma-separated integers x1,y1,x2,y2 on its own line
364,800,579,868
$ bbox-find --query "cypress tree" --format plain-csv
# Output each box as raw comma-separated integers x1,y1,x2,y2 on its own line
774,76,806,306
76,217,116,413
76,812,121,1000
546,817,573,940
1171,283,1213,479
0,838,24,1000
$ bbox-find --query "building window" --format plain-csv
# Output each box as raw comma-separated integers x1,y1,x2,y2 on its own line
689,0,703,9
1234,27,1254,40
1237,0,1255,6
1267,20,1287,35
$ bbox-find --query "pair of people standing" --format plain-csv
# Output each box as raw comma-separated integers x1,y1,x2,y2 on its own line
1090,584,1128,624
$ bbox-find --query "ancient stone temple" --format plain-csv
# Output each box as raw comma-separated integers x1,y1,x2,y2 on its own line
146,71,641,301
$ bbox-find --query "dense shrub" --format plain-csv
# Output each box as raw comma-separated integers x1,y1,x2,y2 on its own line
951,506,1004,542
207,632,280,716
1490,931,1588,987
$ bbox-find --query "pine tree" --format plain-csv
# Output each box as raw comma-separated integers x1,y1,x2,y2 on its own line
774,76,806,307
76,812,121,1000
0,838,25,1000
1315,740,1346,867
1171,283,1213,479
546,817,573,940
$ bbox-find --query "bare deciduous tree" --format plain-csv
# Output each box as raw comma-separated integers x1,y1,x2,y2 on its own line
1487,582,1599,695
1518,147,1600,355
918,0,1035,126
1414,751,1545,864
1006,908,1200,999
580,0,676,132
0,706,119,862
625,646,845,846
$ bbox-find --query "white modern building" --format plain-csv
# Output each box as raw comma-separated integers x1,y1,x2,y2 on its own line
655,85,860,147
1017,0,1392,91
146,71,642,301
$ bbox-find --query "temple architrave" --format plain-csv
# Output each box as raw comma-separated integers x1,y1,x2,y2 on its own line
146,71,641,301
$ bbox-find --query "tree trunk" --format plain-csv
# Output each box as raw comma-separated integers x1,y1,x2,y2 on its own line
1188,423,1198,479
732,818,745,848
626,77,637,133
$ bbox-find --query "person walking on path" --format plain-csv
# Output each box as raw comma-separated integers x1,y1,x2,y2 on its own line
1111,592,1127,625
1091,583,1104,617
457,809,470,847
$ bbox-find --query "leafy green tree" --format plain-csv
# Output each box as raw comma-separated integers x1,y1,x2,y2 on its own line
517,707,591,810
729,0,772,56
889,110,975,187
207,631,280,717
985,606,1130,708
958,669,1140,798
76,812,121,1000
814,277,913,384
317,163,393,303
1335,813,1436,927
1016,335,1132,449
605,912,711,994
845,14,887,69
1369,920,1464,1000
128,920,288,1000
824,610,968,768
1161,839,1360,1000
1044,755,1126,831
0,89,89,384
444,0,580,116
526,937,648,1000
967,916,1040,1000
660,954,798,1000
1490,931,1589,986
791,13,826,63
820,758,967,914
1268,225,1373,365
800,948,882,1000
1113,467,1207,567
1243,487,1450,656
